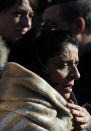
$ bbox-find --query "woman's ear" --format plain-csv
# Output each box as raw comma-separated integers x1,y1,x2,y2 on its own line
74,17,86,33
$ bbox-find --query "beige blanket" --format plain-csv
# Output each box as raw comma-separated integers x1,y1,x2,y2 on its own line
0,62,75,131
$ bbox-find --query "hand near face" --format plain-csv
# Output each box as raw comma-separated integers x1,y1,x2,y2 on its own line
67,101,91,130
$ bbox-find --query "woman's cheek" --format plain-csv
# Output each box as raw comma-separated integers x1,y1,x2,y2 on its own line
57,69,68,80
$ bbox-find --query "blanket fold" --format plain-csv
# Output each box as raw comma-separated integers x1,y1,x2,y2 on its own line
0,62,74,131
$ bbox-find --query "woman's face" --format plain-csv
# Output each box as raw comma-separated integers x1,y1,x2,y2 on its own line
0,0,34,41
47,43,80,100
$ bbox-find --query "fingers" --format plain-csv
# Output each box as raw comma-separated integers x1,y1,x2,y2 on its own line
67,103,91,130
71,109,85,117
67,103,90,118
67,103,84,111
75,116,88,123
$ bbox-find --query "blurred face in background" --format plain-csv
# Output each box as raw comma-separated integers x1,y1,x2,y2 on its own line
0,0,34,41
42,4,68,30
47,43,80,100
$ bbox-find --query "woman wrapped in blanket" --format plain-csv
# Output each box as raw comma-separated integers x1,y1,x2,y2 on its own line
29,29,91,131
0,29,91,131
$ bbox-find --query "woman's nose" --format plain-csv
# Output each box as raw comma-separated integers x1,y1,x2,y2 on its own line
21,16,32,28
69,65,80,80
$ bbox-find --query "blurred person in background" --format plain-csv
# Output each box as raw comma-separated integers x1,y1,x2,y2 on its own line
0,0,34,42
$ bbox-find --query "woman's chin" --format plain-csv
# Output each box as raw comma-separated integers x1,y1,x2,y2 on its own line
64,93,71,100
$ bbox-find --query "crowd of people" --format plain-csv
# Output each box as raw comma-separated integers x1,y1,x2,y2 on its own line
0,0,91,130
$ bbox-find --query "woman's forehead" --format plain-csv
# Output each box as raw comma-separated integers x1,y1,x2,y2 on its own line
50,44,78,61
60,44,79,59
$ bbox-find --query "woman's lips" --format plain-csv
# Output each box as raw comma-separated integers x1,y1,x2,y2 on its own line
64,86,72,93
16,28,28,36
55,84,73,93
64,83,74,93
18,30,27,35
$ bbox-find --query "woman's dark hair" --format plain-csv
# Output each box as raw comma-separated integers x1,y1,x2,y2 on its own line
32,29,79,80
36,29,79,64
0,0,35,12
9,29,79,81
